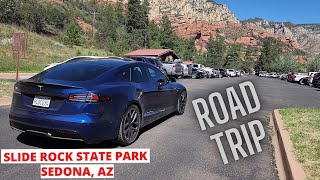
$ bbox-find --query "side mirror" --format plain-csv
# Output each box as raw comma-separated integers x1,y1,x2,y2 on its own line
169,76,176,82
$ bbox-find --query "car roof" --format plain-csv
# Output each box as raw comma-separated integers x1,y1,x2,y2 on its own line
72,59,136,67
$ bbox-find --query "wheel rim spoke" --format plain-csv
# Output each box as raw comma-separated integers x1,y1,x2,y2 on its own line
123,108,140,142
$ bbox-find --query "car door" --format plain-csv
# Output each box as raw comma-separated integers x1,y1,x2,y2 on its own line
145,66,178,119
129,65,159,124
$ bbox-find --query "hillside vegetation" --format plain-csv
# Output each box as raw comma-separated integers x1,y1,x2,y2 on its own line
0,24,110,72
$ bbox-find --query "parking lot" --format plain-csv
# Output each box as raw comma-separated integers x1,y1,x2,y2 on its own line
1,75,320,179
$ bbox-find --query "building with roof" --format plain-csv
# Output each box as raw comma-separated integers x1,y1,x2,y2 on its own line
123,49,179,62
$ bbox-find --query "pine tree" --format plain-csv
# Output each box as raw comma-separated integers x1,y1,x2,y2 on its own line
160,15,176,49
224,44,241,68
115,0,126,26
257,37,281,71
96,4,118,49
206,35,226,67
127,0,145,32
65,22,82,46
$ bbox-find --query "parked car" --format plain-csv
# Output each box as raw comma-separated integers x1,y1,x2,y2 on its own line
202,67,215,78
268,72,278,78
219,68,226,77
213,69,222,78
292,72,311,84
44,56,119,71
287,73,295,82
307,72,318,86
9,58,187,145
235,70,241,77
312,72,320,88
228,69,236,77
161,60,186,77
258,71,267,77
187,64,205,79
124,56,165,73
279,74,287,80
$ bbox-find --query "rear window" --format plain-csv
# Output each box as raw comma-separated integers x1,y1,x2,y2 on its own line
39,62,114,81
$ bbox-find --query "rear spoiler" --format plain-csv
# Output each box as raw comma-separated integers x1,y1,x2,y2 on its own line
19,80,84,89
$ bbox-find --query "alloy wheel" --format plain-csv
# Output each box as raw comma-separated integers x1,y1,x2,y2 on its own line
176,91,187,115
117,105,141,145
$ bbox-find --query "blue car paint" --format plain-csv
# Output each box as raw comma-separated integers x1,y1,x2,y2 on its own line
9,59,186,144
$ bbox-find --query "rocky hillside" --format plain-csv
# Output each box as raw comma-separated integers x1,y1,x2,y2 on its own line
51,0,318,57
243,19,320,55
148,0,239,25
143,0,303,56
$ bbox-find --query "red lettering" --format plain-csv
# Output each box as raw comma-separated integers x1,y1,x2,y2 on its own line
3,153,10,162
132,152,138,160
106,167,114,176
98,167,106,176
41,153,47,161
41,167,48,177
116,152,122,160
140,151,147,161
123,152,131,160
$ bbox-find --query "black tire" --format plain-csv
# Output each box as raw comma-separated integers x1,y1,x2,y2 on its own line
299,79,305,85
191,73,197,79
116,105,141,146
175,90,187,115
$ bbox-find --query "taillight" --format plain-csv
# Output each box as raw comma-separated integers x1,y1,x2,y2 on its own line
173,65,176,70
13,84,21,94
68,93,109,103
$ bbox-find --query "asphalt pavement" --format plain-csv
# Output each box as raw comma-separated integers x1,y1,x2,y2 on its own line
1,76,320,180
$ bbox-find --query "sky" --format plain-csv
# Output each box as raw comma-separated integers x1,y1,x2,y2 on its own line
214,0,319,24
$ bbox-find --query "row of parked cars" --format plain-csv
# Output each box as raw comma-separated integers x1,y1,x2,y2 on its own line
258,71,320,88
44,56,245,79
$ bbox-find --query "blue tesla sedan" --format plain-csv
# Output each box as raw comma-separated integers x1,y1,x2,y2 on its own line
9,58,187,145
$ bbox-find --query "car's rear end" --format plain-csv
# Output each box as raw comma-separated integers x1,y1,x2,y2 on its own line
312,73,320,88
9,61,120,144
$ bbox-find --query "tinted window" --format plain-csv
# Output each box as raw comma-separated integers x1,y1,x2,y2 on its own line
40,62,113,81
146,66,167,82
117,68,131,81
117,66,147,82
131,66,146,82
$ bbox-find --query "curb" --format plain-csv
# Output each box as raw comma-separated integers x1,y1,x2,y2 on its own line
270,109,306,180
0,97,12,106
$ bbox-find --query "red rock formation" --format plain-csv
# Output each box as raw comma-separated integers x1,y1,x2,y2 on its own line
235,37,257,46
76,17,97,33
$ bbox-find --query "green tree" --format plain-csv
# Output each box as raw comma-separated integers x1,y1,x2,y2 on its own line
206,35,226,67
16,0,46,33
44,3,68,30
96,4,118,50
148,20,161,48
0,0,20,24
224,44,242,69
64,22,82,46
127,0,145,31
270,55,298,73
160,15,177,49
115,0,126,26
257,37,281,71
307,55,320,72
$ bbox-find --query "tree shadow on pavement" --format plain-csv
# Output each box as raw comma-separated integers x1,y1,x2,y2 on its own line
17,113,175,149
